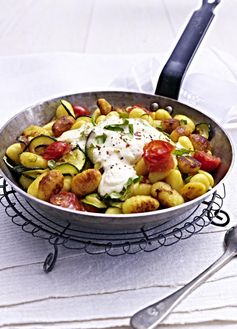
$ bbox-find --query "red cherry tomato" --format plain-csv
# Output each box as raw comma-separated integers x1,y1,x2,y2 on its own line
50,191,85,211
72,105,90,117
43,141,71,160
143,140,175,172
193,151,221,172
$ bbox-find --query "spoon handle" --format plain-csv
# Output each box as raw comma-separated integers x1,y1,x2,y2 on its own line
130,249,235,329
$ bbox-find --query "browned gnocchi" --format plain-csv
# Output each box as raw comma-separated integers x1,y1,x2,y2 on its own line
3,98,221,214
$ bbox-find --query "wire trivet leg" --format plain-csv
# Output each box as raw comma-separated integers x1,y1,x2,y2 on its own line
43,238,59,273
212,210,230,227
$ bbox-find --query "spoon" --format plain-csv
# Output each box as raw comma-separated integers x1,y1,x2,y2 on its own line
130,225,237,329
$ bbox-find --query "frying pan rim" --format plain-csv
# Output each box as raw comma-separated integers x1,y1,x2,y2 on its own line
0,90,234,222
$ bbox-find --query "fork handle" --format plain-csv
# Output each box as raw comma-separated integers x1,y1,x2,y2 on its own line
130,248,235,329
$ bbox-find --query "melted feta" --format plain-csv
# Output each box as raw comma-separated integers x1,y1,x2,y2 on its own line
86,116,171,196
58,116,173,197
58,122,93,151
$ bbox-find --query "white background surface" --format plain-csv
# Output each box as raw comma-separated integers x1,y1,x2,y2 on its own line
0,1,237,329
1,0,236,59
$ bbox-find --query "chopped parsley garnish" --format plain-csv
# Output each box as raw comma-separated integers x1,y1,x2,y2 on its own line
128,123,134,135
180,119,188,125
104,125,124,132
96,134,107,144
119,111,129,119
104,118,129,132
103,176,141,201
173,148,190,156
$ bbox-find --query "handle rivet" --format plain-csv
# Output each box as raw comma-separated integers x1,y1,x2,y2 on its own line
150,102,160,111
165,105,173,114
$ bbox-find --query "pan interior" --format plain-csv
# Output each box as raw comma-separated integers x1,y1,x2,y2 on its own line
0,91,234,230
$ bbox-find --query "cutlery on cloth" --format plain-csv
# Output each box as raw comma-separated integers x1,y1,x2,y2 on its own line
130,225,237,329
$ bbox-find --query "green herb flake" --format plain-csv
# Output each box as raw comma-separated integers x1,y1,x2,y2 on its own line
155,124,163,130
180,119,188,125
123,118,129,125
91,115,97,126
119,111,129,119
96,134,107,144
128,123,134,135
104,125,124,132
173,148,190,156
103,176,141,201
104,118,131,132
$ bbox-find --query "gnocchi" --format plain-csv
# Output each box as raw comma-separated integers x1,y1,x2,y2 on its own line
71,169,102,196
3,97,221,215
122,195,160,214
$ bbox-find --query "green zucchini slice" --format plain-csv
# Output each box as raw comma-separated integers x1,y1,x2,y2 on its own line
82,193,107,209
60,100,76,119
19,175,34,190
3,155,15,170
62,147,86,171
3,156,46,175
28,135,56,154
195,123,211,139
108,200,123,209
86,144,95,163
85,130,96,163
22,168,49,179
54,163,79,175
16,136,28,151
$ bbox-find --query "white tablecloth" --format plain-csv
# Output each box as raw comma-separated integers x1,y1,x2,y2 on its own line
0,50,237,329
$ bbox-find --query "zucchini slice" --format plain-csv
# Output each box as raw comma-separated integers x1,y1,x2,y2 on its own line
19,175,34,190
28,135,56,154
22,168,49,179
56,100,76,119
91,108,100,125
62,147,86,171
85,130,96,163
82,193,107,209
3,155,16,170
16,136,28,150
86,144,95,163
109,200,123,209
195,123,211,139
54,163,79,176
3,156,48,176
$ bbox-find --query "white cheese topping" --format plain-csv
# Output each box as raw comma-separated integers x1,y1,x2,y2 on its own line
86,116,171,196
58,116,172,197
58,122,93,151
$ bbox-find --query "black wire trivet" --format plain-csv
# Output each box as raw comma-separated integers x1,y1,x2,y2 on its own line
0,176,230,273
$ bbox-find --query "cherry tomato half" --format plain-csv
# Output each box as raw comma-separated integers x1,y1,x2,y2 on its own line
43,141,71,160
72,105,90,117
143,140,175,172
50,191,85,211
193,151,221,172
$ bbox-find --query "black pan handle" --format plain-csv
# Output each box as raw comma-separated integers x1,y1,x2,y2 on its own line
155,0,221,100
